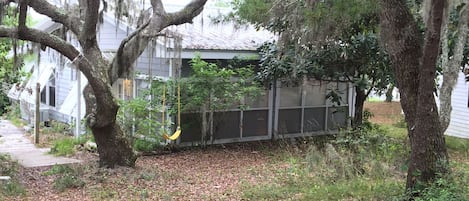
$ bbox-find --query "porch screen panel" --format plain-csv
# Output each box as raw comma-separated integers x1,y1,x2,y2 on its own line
179,113,202,143
326,82,349,105
278,109,301,134
213,111,241,139
304,81,327,106
243,110,268,137
245,91,269,108
303,108,326,132
327,106,348,130
279,86,301,107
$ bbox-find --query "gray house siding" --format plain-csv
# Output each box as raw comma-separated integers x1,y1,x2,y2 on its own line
97,18,130,51
135,48,171,77
445,72,469,138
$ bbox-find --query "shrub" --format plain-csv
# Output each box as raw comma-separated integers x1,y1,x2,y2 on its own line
0,154,26,197
133,138,160,152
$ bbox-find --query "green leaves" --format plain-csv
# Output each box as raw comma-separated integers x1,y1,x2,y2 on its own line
183,54,261,112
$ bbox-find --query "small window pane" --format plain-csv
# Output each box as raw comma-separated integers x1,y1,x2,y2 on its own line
213,111,240,139
278,109,301,134
243,110,268,137
327,107,348,130
304,108,326,132
180,113,202,143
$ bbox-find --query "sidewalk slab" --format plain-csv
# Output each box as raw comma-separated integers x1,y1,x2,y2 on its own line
0,119,81,168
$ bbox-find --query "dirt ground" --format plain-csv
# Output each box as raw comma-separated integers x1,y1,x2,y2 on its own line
9,143,284,201
4,101,407,200
364,101,403,125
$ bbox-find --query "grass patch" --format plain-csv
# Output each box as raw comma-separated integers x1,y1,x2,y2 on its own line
49,133,93,156
445,136,469,153
0,154,26,198
42,164,85,192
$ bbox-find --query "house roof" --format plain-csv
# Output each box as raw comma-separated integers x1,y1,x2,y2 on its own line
163,5,275,51
35,1,275,52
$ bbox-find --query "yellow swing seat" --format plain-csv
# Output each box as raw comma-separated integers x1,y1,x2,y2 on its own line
163,126,182,140
161,81,182,141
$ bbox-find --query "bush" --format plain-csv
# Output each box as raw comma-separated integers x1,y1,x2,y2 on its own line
0,154,26,197
402,171,468,201
49,134,94,156
133,138,160,152
44,165,85,192
53,174,85,192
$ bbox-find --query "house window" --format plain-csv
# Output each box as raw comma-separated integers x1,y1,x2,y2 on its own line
40,74,56,107
49,80,56,107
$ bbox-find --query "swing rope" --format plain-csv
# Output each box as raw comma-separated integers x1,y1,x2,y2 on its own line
162,81,181,140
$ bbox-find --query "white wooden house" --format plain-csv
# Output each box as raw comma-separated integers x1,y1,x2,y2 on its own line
8,1,355,144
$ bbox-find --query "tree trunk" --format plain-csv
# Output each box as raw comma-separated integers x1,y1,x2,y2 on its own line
83,84,136,168
353,87,366,127
201,104,208,146
439,4,469,132
379,0,449,194
408,0,448,189
385,84,394,102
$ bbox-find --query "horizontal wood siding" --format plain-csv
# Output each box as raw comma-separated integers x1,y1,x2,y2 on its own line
98,20,129,51
446,72,469,138
135,48,170,77
56,66,73,107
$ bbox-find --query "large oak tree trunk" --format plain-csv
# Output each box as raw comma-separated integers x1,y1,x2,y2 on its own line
379,0,449,193
83,71,136,168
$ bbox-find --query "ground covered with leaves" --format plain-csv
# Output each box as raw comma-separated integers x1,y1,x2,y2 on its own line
1,102,468,200
3,143,285,201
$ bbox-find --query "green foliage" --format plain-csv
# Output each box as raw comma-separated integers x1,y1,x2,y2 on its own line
242,124,411,200
117,81,165,151
182,54,262,143
445,136,469,154
49,135,92,156
182,54,261,111
43,164,75,176
0,154,26,198
133,138,159,152
50,138,76,156
401,170,469,201
44,165,85,192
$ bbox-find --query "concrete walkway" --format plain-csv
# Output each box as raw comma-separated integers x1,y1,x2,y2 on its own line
0,119,81,168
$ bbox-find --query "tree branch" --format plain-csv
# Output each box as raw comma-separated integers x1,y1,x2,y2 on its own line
109,17,151,83
18,0,27,29
165,0,208,26
108,0,207,84
0,26,79,61
28,0,81,35
80,0,99,47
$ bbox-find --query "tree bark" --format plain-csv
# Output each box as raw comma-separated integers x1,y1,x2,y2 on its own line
439,4,469,132
353,87,366,127
409,0,448,189
379,0,449,193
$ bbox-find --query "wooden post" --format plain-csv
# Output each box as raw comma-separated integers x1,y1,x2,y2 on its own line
35,82,40,144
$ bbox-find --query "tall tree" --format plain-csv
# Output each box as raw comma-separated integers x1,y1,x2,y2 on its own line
379,0,449,192
231,0,392,127
0,0,208,168
439,1,469,132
